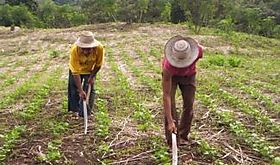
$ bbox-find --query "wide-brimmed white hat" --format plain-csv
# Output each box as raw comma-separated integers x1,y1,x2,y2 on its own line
75,31,99,48
165,35,199,68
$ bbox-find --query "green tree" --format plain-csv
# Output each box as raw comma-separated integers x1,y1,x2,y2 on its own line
36,0,57,27
213,0,236,20
5,0,38,12
232,7,262,34
181,0,216,33
0,4,13,26
260,16,276,37
216,16,234,33
37,0,86,28
117,0,137,22
272,25,280,38
0,4,41,27
81,0,117,23
160,1,171,22
10,5,41,27
267,0,280,24
116,0,150,23
145,0,170,22
170,0,186,23
136,0,150,22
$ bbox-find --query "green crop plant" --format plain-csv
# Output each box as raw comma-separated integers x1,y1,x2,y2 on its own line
197,88,278,160
228,57,242,67
37,140,62,162
108,49,156,132
197,139,218,158
49,50,61,58
218,89,280,134
214,71,280,114
191,131,222,161
0,126,26,161
237,83,279,113
46,121,69,136
195,68,280,135
208,55,225,66
0,62,52,110
0,73,39,110
61,96,68,113
272,157,280,165
95,98,111,138
151,137,170,165
47,140,62,161
133,108,156,131
18,69,62,120
97,141,112,156
2,77,16,87
202,63,279,116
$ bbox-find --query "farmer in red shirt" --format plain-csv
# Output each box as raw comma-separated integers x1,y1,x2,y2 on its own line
162,35,203,147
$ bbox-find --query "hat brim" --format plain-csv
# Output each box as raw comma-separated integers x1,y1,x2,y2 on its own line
164,35,198,68
75,38,100,48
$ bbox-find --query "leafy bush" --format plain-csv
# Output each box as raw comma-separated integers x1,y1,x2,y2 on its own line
208,55,225,66
272,25,280,39
228,57,242,67
0,4,42,27
37,0,87,28
216,17,234,33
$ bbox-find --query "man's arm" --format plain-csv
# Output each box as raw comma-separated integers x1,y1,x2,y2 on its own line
89,66,101,78
73,74,86,100
88,45,104,85
162,68,176,133
69,45,86,99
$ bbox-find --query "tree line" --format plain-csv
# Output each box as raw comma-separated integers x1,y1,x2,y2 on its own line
0,0,279,38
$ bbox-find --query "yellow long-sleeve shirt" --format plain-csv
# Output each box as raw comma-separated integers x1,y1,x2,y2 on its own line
69,42,105,75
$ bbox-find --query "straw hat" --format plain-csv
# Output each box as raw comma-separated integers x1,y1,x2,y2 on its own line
165,35,199,68
75,31,99,48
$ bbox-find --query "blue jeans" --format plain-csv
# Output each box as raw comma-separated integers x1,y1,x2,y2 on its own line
68,70,95,117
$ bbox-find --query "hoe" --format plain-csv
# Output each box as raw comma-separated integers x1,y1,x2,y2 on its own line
172,133,178,165
83,83,91,134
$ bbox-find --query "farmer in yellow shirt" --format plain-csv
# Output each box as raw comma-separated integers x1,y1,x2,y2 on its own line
68,31,105,117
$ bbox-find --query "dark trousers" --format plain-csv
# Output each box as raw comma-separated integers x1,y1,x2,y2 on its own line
164,74,196,146
68,70,95,117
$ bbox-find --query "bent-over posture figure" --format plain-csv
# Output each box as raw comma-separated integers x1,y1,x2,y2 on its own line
68,31,105,117
162,35,203,147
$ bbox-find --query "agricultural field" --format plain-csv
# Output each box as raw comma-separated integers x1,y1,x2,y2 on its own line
0,23,279,165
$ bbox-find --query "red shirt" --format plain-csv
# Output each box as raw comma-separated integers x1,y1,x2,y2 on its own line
162,46,203,76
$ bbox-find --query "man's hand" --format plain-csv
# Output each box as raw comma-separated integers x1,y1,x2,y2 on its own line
78,89,86,100
168,121,177,133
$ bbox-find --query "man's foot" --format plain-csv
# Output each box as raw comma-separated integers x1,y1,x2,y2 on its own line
70,112,79,119
179,138,189,146
179,138,197,146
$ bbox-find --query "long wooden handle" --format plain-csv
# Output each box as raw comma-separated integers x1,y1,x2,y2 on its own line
86,84,91,104
172,133,178,165
83,100,88,134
